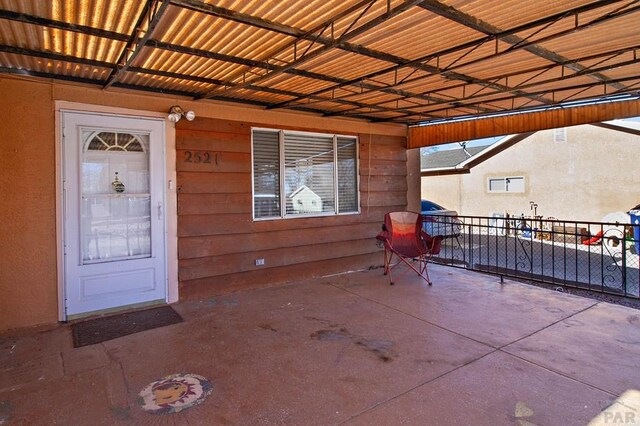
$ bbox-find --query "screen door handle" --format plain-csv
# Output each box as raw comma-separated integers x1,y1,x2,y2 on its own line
158,202,163,219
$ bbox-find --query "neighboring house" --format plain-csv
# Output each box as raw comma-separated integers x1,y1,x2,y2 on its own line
421,121,639,222
289,186,323,213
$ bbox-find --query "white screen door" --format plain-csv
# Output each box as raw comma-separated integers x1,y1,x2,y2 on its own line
62,111,166,317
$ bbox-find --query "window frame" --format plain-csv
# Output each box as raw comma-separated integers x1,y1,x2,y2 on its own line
487,176,525,193
251,127,360,221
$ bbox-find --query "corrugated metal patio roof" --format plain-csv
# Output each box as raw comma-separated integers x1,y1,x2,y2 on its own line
0,0,638,125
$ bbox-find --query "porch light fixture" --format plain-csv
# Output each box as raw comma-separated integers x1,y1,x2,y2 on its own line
167,105,195,122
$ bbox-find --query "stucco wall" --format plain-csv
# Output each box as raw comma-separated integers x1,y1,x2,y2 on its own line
0,75,407,332
421,125,639,221
0,79,58,331
421,174,462,213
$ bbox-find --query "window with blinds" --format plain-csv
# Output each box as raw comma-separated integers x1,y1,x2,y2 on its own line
337,136,358,212
252,130,281,219
252,129,359,219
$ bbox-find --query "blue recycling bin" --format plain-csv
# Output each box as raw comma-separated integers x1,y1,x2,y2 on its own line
630,209,640,254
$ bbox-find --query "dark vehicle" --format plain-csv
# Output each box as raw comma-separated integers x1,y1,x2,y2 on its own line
421,200,462,238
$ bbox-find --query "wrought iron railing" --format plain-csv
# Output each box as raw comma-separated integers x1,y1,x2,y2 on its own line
425,215,640,299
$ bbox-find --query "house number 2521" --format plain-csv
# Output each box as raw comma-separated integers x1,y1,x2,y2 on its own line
184,150,213,163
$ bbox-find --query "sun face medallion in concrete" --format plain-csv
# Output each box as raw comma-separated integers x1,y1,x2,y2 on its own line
137,373,212,414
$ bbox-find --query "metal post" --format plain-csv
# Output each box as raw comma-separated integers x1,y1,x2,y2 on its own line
622,224,627,296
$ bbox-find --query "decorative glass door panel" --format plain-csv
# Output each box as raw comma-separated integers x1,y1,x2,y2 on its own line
81,131,151,263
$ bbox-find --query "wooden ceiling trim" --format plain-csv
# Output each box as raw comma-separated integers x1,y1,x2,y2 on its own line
408,99,640,147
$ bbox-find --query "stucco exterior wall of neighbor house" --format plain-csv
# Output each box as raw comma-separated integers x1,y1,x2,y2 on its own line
421,124,639,221
421,175,464,213
0,75,410,332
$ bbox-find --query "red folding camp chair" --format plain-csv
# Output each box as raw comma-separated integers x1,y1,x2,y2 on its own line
376,211,443,286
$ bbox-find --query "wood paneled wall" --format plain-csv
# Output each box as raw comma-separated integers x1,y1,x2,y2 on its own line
176,117,408,299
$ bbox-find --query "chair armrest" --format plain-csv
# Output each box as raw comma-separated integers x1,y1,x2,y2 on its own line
421,231,443,254
376,231,389,242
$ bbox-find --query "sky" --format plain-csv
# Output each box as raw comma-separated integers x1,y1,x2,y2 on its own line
421,136,504,154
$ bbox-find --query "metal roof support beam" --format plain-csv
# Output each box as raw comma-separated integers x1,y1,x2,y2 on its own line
320,9,640,115
417,0,631,91
0,66,200,98
0,1,417,76
269,0,629,112
145,39,279,71
591,122,640,137
2,2,623,120
195,0,426,100
390,75,640,122
183,0,378,101
164,4,530,117
0,43,410,117
168,0,481,110
103,0,171,89
168,0,626,95
168,0,437,79
145,39,443,114
170,0,308,38
365,49,640,120
419,46,640,101
0,9,129,41
130,65,417,115
266,56,549,113
421,2,640,85
0,44,115,70
0,66,382,121
296,61,550,113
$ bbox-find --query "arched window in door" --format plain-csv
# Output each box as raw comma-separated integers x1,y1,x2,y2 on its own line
85,131,145,152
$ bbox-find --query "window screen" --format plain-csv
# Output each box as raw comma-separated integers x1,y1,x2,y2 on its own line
252,130,280,219
252,129,358,219
284,132,334,216
488,178,506,192
337,136,358,212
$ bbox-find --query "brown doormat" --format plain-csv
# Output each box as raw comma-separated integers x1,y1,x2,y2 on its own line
72,305,183,347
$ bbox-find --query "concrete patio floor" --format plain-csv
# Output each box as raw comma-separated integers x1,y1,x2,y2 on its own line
2,264,640,425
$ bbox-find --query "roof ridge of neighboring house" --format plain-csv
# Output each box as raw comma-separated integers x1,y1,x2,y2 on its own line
421,145,490,169
420,133,534,176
